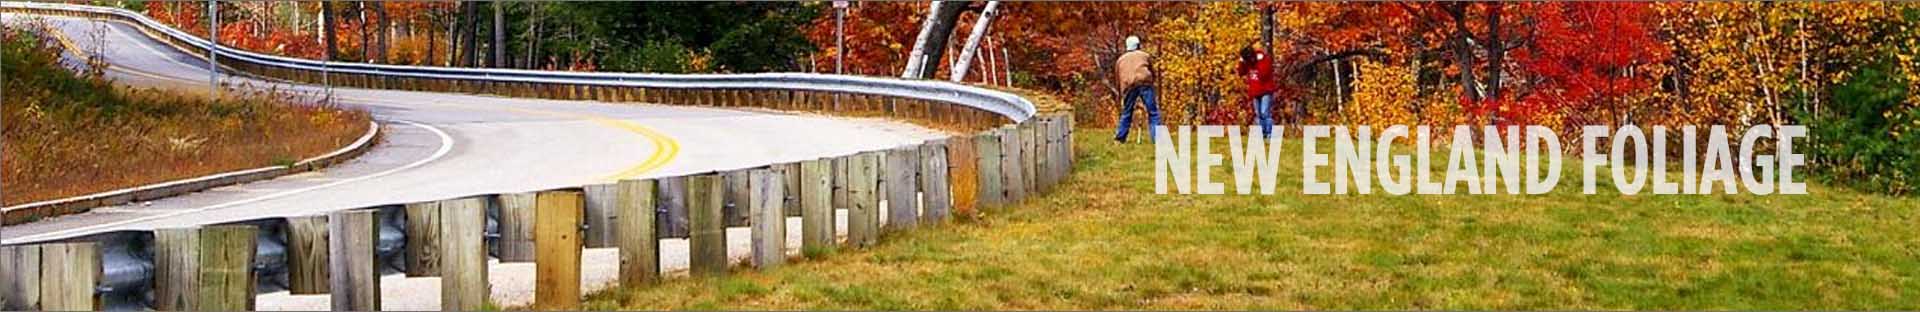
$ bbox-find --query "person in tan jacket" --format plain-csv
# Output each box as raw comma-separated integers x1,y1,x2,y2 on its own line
1113,36,1162,143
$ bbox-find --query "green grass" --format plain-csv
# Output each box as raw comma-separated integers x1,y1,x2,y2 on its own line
586,129,1920,310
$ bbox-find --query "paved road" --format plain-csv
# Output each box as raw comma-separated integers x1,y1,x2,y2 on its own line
6,15,941,309
2,17,939,245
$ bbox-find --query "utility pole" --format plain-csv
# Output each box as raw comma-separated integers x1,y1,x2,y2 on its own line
834,1,846,74
207,0,219,102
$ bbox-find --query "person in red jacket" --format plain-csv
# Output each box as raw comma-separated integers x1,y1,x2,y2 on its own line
1237,45,1279,138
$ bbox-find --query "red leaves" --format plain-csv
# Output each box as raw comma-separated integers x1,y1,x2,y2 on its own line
1509,2,1670,126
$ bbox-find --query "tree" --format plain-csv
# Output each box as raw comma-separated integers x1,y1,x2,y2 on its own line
901,1,968,79
1510,2,1670,129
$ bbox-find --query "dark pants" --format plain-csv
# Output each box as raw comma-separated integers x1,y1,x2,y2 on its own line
1116,85,1163,142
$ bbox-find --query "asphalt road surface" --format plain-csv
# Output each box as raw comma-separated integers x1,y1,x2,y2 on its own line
3,15,942,309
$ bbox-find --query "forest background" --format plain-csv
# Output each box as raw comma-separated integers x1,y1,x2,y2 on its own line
121,1,1920,195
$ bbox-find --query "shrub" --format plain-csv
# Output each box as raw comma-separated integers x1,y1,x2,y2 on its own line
1801,60,1920,196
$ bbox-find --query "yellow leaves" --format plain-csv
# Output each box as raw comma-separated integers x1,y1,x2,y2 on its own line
1343,59,1418,128
1147,2,1260,124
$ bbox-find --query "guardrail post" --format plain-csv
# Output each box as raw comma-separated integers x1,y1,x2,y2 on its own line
919,140,953,223
1032,117,1055,193
616,178,660,287
1051,114,1073,188
497,192,538,262
831,155,850,216
847,151,882,247
723,170,752,227
657,176,690,239
328,210,380,311
883,146,920,233
688,173,727,277
799,158,835,255
975,131,1005,210
287,215,329,294
584,184,620,248
947,136,979,217
1000,126,1029,203
1022,121,1041,195
1,244,41,310
749,168,786,269
534,190,584,311
780,162,803,217
439,197,489,311
36,242,98,311
403,201,441,276
156,225,256,311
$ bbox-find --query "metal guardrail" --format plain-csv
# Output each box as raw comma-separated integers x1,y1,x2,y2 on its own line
0,2,1037,122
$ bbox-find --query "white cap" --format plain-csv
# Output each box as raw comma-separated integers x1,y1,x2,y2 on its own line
1125,36,1141,51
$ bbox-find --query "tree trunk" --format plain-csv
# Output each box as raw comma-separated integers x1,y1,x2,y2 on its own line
1481,3,1504,107
322,1,336,61
462,2,480,68
448,3,463,66
901,1,968,79
948,1,1001,82
1448,3,1479,102
357,2,370,62
526,3,543,69
493,1,506,68
374,2,388,63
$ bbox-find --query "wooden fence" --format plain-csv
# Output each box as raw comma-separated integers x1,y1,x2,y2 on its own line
0,112,1075,311
0,3,1078,311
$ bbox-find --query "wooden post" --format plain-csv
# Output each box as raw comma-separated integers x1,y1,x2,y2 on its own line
156,225,256,311
749,169,787,269
883,146,920,232
1,245,41,311
328,210,380,311
534,190,584,311
36,243,98,311
1021,121,1040,194
846,152,882,247
616,179,660,286
687,174,728,277
286,215,330,294
583,183,620,248
1032,118,1054,193
656,176,690,238
403,201,441,276
1064,114,1078,178
723,170,752,227
1001,126,1029,203
153,228,197,311
975,132,1005,210
947,136,979,217
439,197,489,311
780,162,803,217
831,156,850,216
919,140,952,223
496,192,539,262
799,158,834,254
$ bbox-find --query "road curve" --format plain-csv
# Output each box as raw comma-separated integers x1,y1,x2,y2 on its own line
2,16,946,244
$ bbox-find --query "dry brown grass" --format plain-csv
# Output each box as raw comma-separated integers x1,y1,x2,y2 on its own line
2,28,370,206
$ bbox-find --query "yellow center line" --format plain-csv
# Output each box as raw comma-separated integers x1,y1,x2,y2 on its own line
490,106,683,182
49,25,679,182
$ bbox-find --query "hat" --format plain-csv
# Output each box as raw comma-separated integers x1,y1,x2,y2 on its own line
1125,36,1141,51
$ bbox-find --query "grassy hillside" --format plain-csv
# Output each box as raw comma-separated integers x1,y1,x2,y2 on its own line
2,26,369,206
586,129,1918,310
